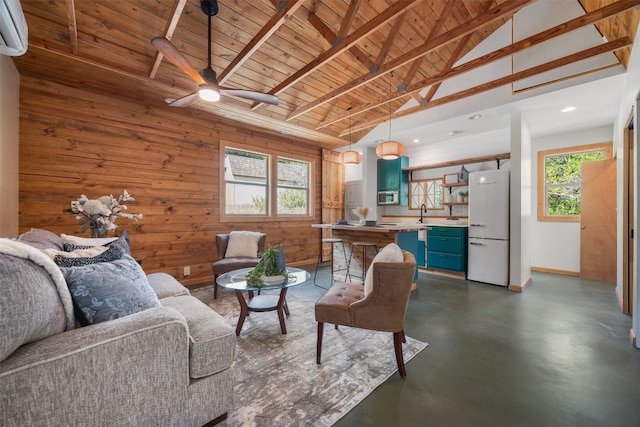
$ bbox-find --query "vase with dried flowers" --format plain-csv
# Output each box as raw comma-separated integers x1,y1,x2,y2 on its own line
70,190,143,238
352,206,369,225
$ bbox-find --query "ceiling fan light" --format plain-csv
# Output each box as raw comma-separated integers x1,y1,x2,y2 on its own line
198,84,220,102
376,141,405,160
339,150,362,165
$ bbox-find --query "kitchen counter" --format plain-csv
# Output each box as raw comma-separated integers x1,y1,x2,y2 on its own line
312,223,425,232
312,223,422,279
312,222,467,232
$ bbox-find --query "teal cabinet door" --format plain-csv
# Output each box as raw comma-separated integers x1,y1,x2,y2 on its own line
396,231,419,280
426,226,468,273
377,156,409,205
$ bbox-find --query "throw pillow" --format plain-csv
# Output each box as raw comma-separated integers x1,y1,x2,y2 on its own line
225,231,262,258
63,232,131,255
60,255,160,326
60,234,119,247
16,228,64,251
363,243,404,296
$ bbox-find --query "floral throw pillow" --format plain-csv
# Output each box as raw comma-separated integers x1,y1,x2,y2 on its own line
60,255,160,326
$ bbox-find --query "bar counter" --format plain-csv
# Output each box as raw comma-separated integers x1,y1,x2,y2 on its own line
312,223,423,281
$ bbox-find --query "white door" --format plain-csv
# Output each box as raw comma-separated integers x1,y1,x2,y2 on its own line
467,238,509,286
468,170,509,239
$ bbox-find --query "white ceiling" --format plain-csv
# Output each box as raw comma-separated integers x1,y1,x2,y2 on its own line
356,0,631,152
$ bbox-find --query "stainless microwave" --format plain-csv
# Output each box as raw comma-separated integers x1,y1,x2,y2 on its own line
378,191,399,205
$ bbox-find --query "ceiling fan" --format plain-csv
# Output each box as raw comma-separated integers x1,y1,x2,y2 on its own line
151,0,279,107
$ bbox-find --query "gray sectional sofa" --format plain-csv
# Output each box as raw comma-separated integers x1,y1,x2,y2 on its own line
0,229,235,426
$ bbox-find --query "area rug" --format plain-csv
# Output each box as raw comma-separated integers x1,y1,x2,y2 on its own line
191,286,428,427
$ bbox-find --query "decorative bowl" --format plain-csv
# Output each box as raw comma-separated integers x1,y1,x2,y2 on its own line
259,275,287,286
364,220,377,226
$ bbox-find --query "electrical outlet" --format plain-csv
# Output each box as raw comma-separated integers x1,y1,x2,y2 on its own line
184,266,190,276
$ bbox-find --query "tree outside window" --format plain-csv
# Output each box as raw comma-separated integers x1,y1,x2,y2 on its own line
277,157,309,215
537,142,611,221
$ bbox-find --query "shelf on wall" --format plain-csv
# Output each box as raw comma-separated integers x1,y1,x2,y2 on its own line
443,182,468,188
403,152,510,172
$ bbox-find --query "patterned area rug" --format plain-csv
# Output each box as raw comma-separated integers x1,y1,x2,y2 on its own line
191,286,428,427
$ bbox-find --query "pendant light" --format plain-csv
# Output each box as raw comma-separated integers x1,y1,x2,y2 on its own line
339,109,362,165
376,75,405,160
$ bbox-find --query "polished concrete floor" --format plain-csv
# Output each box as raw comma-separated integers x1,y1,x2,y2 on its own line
289,266,640,427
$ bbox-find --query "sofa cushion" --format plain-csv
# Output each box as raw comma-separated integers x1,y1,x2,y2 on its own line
224,231,262,258
15,228,64,251
160,295,236,378
364,243,403,296
60,255,160,326
147,272,190,299
0,253,67,362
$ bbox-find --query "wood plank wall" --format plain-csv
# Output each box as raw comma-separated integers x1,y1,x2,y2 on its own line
18,76,323,286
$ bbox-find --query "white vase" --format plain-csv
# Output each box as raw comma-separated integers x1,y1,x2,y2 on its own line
456,194,464,203
359,218,366,225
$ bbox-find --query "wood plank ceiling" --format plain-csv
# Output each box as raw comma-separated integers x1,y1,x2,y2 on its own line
12,0,640,150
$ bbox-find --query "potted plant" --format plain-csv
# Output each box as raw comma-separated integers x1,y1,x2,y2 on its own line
457,190,469,203
245,244,288,287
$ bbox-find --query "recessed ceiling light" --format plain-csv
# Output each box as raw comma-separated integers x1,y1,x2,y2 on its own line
468,114,482,120
412,139,420,143
449,130,464,136
561,106,577,113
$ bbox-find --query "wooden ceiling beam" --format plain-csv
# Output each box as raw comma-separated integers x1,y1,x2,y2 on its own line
289,0,534,121
149,0,187,79
336,0,362,44
218,0,305,85
65,0,78,55
324,0,638,132
306,10,423,110
374,11,406,66
350,37,632,134
250,0,422,110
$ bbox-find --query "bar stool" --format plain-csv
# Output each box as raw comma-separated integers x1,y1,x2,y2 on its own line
314,238,348,289
347,241,378,282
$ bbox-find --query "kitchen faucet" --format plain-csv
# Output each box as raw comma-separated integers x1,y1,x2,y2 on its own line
419,203,427,223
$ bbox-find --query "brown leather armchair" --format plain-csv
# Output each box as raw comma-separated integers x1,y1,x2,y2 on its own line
315,250,416,378
211,233,267,299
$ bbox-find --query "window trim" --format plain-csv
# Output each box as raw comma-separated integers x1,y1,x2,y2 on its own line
536,141,612,222
220,142,314,222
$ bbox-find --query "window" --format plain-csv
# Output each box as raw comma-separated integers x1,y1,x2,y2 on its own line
409,178,443,210
537,142,611,221
223,146,311,218
277,157,309,215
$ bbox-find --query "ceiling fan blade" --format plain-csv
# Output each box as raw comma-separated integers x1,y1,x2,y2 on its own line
166,92,199,107
151,37,206,85
220,88,279,105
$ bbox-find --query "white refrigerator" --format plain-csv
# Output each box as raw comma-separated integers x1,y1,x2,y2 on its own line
467,169,509,286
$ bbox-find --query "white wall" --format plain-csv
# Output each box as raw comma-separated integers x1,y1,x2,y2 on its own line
0,55,20,237
530,125,614,273
510,112,532,289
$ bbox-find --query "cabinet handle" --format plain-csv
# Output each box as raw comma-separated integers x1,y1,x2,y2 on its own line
469,223,484,227
469,242,483,246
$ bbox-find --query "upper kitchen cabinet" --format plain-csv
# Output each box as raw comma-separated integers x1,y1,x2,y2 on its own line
377,156,409,206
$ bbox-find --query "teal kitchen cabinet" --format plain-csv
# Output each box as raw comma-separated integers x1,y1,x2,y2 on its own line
426,226,468,273
377,156,409,205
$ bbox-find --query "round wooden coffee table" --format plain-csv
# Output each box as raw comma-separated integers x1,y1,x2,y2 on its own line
215,267,310,336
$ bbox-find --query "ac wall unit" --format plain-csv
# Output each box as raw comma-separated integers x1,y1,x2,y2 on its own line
0,0,28,56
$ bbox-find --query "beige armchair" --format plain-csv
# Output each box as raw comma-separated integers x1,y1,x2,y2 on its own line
211,232,266,299
315,250,416,378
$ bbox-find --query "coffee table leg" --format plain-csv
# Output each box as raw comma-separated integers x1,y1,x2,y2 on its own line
277,288,288,334
283,297,290,316
234,290,249,336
